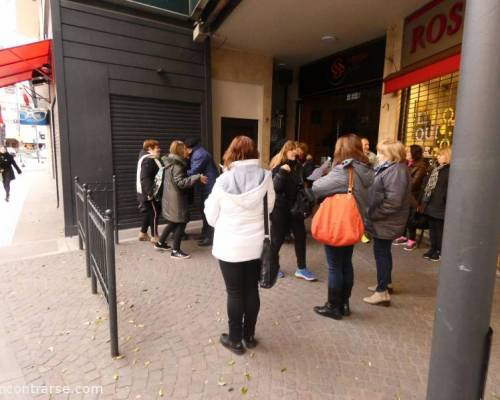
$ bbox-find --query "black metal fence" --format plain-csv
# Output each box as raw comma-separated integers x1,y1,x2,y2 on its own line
74,176,119,357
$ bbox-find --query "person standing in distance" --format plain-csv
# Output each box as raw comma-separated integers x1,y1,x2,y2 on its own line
185,137,219,247
0,146,22,202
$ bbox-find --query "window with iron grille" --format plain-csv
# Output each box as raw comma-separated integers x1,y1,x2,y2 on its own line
400,72,459,158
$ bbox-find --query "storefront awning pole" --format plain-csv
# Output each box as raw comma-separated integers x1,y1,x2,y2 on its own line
426,0,500,398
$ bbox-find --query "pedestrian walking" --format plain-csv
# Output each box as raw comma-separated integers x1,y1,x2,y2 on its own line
364,140,411,306
393,144,429,250
136,140,163,243
185,137,219,247
0,146,22,202
311,134,373,319
154,140,207,259
269,140,317,281
204,136,275,355
419,147,452,262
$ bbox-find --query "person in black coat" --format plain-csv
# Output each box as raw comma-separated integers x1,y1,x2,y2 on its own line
269,140,317,281
419,147,452,262
0,146,22,202
136,140,163,242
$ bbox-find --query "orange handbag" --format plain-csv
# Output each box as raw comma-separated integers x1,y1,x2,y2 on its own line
311,167,365,246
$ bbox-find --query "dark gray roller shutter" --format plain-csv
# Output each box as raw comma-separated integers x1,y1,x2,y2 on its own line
110,94,202,229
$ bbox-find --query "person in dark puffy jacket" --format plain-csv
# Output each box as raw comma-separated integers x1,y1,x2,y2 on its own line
312,134,373,320
154,141,207,259
364,140,411,307
419,147,452,262
0,146,22,202
269,140,317,282
185,137,219,247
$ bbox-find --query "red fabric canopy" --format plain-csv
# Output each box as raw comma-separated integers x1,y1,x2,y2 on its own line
0,39,52,88
384,53,461,94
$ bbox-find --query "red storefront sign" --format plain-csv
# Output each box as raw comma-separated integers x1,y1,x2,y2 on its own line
402,0,464,68
384,0,465,93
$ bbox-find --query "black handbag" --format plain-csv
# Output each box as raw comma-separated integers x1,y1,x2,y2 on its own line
290,187,315,218
259,193,278,289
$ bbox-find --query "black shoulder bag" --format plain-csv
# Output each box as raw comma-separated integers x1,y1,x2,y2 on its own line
259,193,278,289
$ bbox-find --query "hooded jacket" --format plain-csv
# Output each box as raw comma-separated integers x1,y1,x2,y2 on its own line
312,159,373,223
161,154,201,223
366,161,411,240
204,159,276,263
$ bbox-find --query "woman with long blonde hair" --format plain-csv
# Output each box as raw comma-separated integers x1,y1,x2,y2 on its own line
269,140,317,281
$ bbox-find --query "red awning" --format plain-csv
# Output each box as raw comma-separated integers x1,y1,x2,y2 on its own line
0,39,52,88
384,53,461,94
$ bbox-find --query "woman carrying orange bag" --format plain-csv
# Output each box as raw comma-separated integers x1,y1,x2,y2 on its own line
311,134,373,320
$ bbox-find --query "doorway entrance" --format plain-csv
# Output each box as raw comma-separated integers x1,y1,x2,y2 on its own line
220,117,258,159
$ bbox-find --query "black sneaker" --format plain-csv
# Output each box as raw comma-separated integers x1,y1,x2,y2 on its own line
429,252,441,262
154,242,171,251
171,250,191,259
423,250,434,259
220,333,245,355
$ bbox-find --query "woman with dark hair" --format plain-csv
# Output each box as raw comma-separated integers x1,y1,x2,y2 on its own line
205,136,275,354
0,146,22,202
269,141,317,281
393,144,429,250
311,134,373,319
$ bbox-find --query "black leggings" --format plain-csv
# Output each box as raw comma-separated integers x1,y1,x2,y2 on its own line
159,221,186,251
270,208,306,269
140,200,160,237
428,216,444,254
3,178,11,198
219,259,260,342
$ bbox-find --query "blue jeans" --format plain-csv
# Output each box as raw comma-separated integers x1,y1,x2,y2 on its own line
373,238,393,292
324,245,354,297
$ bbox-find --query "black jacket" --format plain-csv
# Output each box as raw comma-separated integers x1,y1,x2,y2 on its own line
137,150,161,204
422,164,450,220
0,151,21,182
271,162,304,210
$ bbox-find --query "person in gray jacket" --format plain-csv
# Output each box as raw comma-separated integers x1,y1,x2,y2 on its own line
154,140,207,259
364,140,411,306
312,134,374,320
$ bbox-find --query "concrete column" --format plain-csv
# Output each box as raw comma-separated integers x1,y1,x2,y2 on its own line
378,21,404,143
426,0,500,398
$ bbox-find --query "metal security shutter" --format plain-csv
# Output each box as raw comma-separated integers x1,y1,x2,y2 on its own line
400,72,459,159
110,95,201,229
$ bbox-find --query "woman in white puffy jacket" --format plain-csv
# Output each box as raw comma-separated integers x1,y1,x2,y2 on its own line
204,136,275,355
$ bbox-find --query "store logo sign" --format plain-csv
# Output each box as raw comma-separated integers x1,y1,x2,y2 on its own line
402,0,465,67
329,58,346,85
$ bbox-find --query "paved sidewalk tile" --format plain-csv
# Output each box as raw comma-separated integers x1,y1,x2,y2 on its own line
0,237,499,399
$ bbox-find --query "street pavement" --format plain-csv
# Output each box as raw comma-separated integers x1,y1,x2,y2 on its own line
0,233,499,400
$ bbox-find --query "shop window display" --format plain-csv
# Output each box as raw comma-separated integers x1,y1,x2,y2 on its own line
401,72,459,161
